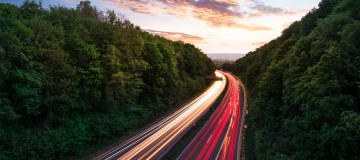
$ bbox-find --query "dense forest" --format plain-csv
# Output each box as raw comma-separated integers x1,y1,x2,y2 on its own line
0,0,215,159
223,0,360,159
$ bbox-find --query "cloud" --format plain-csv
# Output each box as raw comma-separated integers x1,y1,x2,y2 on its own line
249,0,284,16
145,29,205,43
248,0,310,17
64,0,76,3
101,0,302,30
190,3,270,30
252,41,268,47
103,0,154,14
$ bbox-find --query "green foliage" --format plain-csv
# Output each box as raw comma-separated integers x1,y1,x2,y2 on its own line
0,1,215,159
19,0,43,19
223,0,360,159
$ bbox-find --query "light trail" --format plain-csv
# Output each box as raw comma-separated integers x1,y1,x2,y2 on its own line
178,71,244,160
92,71,226,160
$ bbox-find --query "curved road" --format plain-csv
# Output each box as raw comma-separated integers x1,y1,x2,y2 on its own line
92,71,226,160
178,71,245,160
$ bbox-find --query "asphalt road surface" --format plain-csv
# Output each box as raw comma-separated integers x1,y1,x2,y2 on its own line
92,71,226,160
178,71,244,160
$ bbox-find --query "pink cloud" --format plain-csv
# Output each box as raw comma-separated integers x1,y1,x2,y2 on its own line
145,29,205,43
252,41,268,47
100,0,304,30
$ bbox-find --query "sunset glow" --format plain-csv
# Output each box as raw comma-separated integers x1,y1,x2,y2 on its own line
3,0,321,53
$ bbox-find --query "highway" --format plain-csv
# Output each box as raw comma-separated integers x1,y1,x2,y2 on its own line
178,71,244,160
92,71,226,160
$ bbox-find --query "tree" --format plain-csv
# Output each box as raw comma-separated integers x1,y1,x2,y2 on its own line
222,0,360,158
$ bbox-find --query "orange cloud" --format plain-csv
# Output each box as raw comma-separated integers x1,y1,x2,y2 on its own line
192,8,270,30
103,0,154,14
145,29,205,43
101,0,300,30
252,41,268,47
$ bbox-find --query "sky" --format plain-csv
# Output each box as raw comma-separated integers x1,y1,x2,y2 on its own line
2,0,321,53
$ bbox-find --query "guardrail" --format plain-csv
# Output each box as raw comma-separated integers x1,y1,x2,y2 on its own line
234,76,248,160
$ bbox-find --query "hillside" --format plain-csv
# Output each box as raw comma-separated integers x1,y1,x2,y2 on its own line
222,0,360,159
0,1,215,159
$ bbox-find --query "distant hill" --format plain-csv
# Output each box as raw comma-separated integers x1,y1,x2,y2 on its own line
206,53,245,61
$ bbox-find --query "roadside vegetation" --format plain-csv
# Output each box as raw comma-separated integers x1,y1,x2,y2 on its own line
223,0,360,159
0,1,215,159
